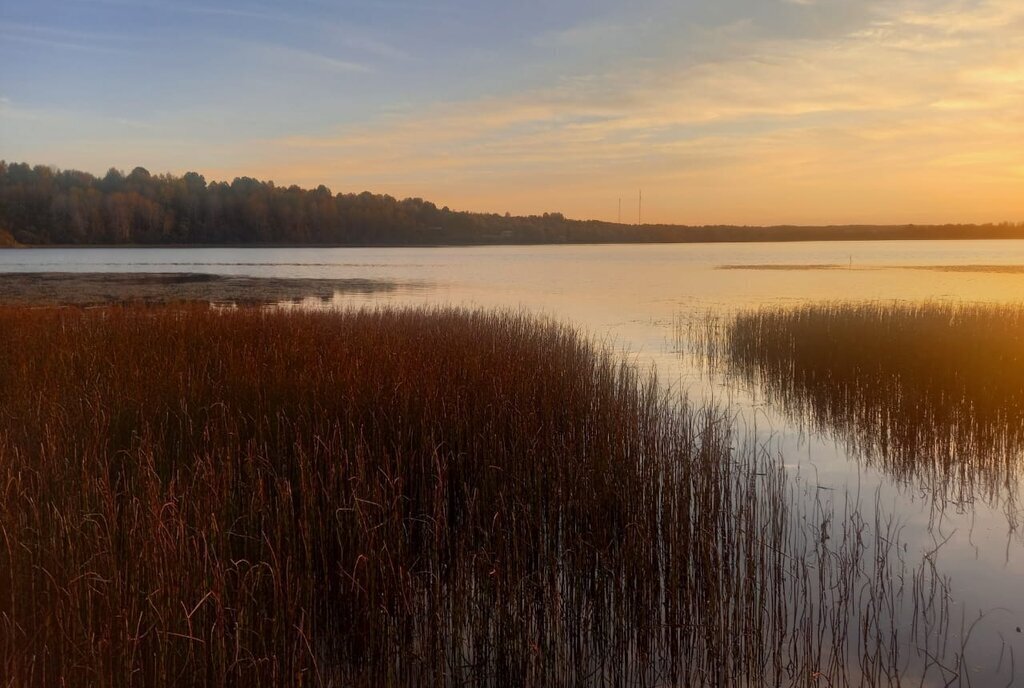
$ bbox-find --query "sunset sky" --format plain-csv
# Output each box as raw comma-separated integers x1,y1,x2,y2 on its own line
1,0,1022,225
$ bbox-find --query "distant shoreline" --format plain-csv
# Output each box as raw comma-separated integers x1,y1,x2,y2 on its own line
4,232,1024,251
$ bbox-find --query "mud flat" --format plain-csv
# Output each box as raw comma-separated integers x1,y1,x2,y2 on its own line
0,271,403,305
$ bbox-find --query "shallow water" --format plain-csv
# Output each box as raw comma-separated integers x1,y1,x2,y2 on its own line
3,240,1023,684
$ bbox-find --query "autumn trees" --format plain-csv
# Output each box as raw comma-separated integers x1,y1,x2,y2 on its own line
2,161,1023,246
0,162,491,246
0,161,660,246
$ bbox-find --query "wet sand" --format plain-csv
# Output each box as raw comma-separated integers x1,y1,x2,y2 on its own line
0,272,402,306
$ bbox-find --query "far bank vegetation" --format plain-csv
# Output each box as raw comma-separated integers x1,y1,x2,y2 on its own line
3,160,1022,247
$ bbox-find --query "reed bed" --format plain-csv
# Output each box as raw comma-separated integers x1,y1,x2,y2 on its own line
700,301,1024,526
0,305,963,686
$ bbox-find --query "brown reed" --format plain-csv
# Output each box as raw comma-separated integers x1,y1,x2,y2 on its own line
704,302,1024,526
0,305,962,686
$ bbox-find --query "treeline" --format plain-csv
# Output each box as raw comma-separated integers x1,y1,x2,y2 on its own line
2,161,1023,246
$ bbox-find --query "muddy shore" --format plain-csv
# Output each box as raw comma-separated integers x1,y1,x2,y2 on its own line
0,272,403,306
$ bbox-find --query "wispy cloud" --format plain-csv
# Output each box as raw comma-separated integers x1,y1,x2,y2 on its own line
242,41,373,75
60,0,410,60
243,0,1024,224
331,32,409,61
64,0,286,21
0,20,142,53
0,33,133,54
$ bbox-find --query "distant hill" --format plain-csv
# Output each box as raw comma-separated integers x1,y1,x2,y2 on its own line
2,160,1022,247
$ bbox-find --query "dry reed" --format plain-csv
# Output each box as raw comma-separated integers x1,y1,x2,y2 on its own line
700,301,1024,527
0,305,964,686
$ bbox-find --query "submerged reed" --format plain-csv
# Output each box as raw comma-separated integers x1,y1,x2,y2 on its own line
0,305,963,686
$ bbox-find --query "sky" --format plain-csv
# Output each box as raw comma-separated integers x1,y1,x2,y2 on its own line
0,0,1022,225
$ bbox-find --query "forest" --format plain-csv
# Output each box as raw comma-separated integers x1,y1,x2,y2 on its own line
2,161,1023,246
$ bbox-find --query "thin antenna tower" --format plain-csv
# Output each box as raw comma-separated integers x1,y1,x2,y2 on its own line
638,189,643,226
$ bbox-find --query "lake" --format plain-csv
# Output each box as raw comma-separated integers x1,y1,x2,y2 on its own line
3,239,1023,684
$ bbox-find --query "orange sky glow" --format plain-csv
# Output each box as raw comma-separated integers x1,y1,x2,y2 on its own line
2,0,1022,225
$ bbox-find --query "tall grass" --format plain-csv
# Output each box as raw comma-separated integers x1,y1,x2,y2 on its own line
1,305,962,686
704,302,1024,525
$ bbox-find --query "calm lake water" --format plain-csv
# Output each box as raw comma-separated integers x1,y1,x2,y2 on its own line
4,240,1023,684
